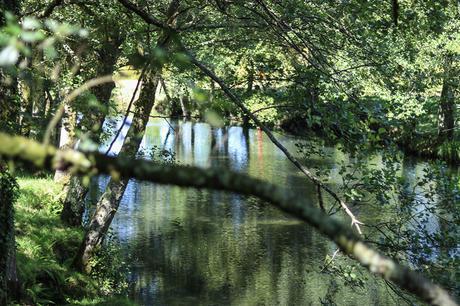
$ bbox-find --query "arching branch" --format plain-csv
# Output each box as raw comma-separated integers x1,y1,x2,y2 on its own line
0,132,456,306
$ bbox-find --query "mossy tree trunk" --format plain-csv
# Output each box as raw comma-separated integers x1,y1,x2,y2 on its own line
0,169,19,304
20,50,46,139
61,29,124,227
73,0,180,272
73,69,161,272
54,103,78,182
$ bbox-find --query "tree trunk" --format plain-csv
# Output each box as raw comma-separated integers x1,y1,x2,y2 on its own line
73,0,180,273
0,70,20,134
73,70,161,272
246,59,254,95
0,0,21,135
0,170,19,304
60,33,123,227
179,94,190,119
54,103,78,182
60,175,89,226
438,54,456,143
29,50,47,139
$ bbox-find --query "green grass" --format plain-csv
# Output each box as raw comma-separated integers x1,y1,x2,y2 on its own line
11,174,137,306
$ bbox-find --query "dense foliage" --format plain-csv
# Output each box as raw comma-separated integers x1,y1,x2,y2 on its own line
0,0,458,305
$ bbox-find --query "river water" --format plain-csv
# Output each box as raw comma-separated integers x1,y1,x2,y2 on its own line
87,118,457,305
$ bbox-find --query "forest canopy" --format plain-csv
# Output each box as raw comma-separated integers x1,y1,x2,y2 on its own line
0,0,458,305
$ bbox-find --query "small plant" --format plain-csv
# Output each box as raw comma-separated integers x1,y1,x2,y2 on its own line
88,232,131,296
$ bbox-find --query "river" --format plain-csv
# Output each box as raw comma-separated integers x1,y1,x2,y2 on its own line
87,117,458,305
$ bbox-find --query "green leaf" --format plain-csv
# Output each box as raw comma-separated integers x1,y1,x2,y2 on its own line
0,45,19,66
22,17,41,30
21,31,46,43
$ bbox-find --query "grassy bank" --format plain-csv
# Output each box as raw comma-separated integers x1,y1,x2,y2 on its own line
12,175,136,306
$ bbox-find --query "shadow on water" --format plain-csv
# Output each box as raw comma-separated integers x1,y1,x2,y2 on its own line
87,118,452,305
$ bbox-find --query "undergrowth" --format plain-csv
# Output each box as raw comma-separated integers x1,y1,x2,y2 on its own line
10,174,137,306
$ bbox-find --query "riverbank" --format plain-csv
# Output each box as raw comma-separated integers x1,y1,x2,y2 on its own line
12,174,136,306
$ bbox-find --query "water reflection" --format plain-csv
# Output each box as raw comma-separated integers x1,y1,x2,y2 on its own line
90,119,413,305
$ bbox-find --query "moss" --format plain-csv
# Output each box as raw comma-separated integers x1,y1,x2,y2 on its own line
12,175,137,306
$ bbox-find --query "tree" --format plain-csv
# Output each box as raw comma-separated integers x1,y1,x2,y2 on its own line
0,169,20,304
73,0,181,272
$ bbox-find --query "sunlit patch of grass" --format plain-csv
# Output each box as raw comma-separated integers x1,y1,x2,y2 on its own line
13,174,137,305
114,66,141,81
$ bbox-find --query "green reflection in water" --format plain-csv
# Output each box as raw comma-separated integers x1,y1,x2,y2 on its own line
89,119,419,305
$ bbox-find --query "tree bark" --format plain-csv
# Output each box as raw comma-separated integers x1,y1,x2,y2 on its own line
438,54,456,143
0,169,19,304
54,103,78,182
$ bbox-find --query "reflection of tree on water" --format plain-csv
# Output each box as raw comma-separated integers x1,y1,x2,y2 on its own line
256,128,264,177
97,119,406,305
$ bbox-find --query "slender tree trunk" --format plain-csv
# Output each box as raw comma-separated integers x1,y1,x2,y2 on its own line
54,103,78,182
159,77,180,116
73,70,161,272
0,70,20,134
179,86,191,119
210,79,215,104
160,77,172,103
29,51,47,139
73,0,180,273
179,95,190,119
438,54,456,143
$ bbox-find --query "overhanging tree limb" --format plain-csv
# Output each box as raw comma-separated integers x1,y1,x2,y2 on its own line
117,0,168,29
0,132,456,306
112,0,364,234
183,46,364,234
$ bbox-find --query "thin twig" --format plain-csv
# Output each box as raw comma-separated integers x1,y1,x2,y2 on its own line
105,67,147,155
43,75,114,147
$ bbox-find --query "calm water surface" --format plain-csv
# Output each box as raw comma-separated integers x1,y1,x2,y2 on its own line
88,118,454,305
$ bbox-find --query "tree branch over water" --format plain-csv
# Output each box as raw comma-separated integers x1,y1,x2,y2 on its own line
183,46,365,234
112,0,364,234
0,132,457,306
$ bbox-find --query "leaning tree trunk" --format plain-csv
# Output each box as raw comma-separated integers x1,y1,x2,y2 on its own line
0,169,19,304
73,69,161,272
438,54,456,143
73,0,180,273
61,33,124,227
